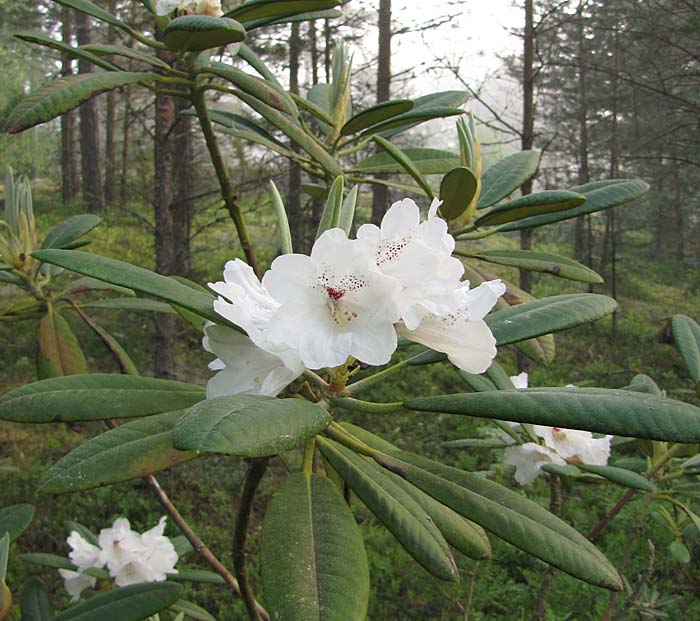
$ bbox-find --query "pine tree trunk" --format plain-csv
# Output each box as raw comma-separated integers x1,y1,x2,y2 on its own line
370,0,392,225
173,96,194,276
75,12,103,213
287,22,304,251
104,0,117,206
60,6,78,204
153,48,177,379
573,2,590,261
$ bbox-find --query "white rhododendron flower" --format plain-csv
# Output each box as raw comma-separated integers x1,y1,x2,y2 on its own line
263,229,402,368
397,280,505,374
357,198,464,329
203,323,303,397
505,425,613,485
504,442,566,485
59,531,103,601
207,196,505,390
510,372,529,389
155,0,223,16
60,517,179,599
99,517,178,587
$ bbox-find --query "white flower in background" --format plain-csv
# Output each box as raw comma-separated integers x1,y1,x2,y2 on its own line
99,517,178,587
58,531,103,601
505,425,613,485
357,198,465,329
262,228,402,369
504,443,566,485
397,280,505,374
155,0,223,16
510,372,528,389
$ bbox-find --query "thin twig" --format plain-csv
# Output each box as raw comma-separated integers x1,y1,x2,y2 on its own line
233,458,270,621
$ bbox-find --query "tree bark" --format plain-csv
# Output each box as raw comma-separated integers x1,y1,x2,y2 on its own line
75,12,103,213
104,0,117,206
60,6,78,204
370,0,392,225
309,20,319,86
153,48,177,379
287,22,304,251
173,95,194,276
573,2,590,261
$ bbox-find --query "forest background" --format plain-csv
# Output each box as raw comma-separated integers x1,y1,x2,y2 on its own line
1,0,700,619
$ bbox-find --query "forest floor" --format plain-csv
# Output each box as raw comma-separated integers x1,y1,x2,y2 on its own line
2,195,699,620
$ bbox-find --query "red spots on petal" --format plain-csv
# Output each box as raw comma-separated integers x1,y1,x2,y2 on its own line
326,286,345,300
552,427,562,433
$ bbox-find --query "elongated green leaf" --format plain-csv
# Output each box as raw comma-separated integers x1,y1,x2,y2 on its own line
673,315,700,384
576,464,654,491
226,0,341,22
80,43,171,69
318,438,458,581
377,91,468,138
207,63,298,117
293,90,334,125
484,361,515,390
20,577,52,621
467,249,603,284
346,426,620,589
51,582,183,621
5,73,158,134
458,370,497,392
269,181,293,254
0,374,204,423
474,190,585,227
244,8,341,29
37,309,88,378
173,395,330,456
0,505,35,542
15,33,118,71
200,108,291,151
315,176,344,238
0,534,8,583
442,438,511,448
352,148,459,175
163,15,246,52
41,411,197,494
373,135,433,198
31,250,223,324
341,99,413,136
78,298,175,318
338,185,358,236
362,106,465,137
42,215,100,250
261,472,369,621
625,374,663,397
235,90,342,176
407,387,700,443
541,463,582,478
477,150,540,209
486,294,617,345
499,179,649,231
439,167,478,220
20,553,83,572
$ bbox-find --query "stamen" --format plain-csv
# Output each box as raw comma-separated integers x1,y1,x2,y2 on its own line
326,286,345,300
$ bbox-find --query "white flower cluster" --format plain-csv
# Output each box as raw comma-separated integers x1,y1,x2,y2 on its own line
205,198,506,397
59,517,178,601
503,373,613,485
155,0,223,17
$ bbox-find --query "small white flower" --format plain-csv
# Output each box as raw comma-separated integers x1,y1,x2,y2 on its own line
510,372,528,389
98,517,178,587
60,531,103,600
262,228,402,369
504,443,566,485
534,426,612,466
59,570,96,602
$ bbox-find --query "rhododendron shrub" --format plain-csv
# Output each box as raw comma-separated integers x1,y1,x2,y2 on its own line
3,1,700,620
